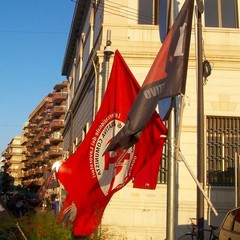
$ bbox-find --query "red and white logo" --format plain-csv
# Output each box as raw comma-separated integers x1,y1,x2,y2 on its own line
92,118,136,196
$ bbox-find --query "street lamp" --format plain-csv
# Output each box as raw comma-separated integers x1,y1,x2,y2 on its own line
103,30,114,91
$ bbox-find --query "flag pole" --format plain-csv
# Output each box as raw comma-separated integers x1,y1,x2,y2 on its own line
166,101,177,240
195,1,204,239
166,0,177,239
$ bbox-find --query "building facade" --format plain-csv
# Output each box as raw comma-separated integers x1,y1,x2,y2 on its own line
3,136,23,187
20,81,67,188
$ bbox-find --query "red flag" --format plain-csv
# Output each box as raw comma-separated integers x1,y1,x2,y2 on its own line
105,0,194,153
57,50,167,236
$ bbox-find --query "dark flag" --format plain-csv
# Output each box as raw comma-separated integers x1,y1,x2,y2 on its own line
57,50,167,236
104,0,194,153
37,169,59,201
158,0,172,120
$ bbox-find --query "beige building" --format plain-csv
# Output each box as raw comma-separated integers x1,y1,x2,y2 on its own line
3,136,23,187
59,0,240,239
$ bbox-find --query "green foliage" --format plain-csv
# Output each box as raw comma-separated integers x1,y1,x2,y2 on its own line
94,227,127,240
0,211,127,240
18,212,72,240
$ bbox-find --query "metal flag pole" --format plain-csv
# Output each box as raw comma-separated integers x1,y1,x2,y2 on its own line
166,0,177,239
195,0,205,239
166,101,177,240
176,94,218,217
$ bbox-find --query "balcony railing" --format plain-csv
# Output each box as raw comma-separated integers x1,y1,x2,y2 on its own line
49,132,63,143
52,92,67,104
49,119,64,130
48,147,63,157
51,106,65,117
53,82,67,91
45,102,53,109
43,139,50,148
43,151,49,159
35,115,43,123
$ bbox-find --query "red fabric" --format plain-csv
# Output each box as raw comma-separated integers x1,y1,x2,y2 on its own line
57,50,167,236
133,131,165,189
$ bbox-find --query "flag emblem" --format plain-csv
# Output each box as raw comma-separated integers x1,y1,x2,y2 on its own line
91,117,136,196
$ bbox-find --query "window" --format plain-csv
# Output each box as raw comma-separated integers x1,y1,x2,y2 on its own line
82,122,90,141
204,0,239,28
138,0,159,25
207,116,240,186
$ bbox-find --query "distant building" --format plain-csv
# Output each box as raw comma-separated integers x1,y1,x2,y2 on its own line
21,81,67,188
2,136,23,187
0,156,5,193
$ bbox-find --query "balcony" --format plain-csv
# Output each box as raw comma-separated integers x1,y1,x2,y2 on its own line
49,119,64,130
43,139,50,149
52,92,67,104
5,160,12,166
35,166,42,173
28,123,37,129
34,155,44,163
35,115,43,123
43,151,49,159
21,136,28,145
25,160,32,168
53,81,67,91
44,113,52,122
51,105,65,117
45,101,53,110
36,141,45,151
39,119,49,128
23,128,30,137
22,172,28,177
33,127,41,134
4,153,12,160
32,135,40,145
48,147,63,157
38,130,46,139
49,132,63,143
28,133,35,139
28,169,35,176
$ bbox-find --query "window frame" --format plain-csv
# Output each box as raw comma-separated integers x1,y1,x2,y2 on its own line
138,0,159,25
206,116,240,186
204,0,239,28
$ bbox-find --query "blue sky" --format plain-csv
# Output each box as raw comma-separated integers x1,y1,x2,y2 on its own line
0,1,75,153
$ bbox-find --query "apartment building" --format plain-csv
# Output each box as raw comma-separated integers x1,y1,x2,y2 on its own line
21,81,67,188
60,0,240,239
3,136,23,187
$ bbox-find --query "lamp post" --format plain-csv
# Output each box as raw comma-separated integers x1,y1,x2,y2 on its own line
103,30,114,91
